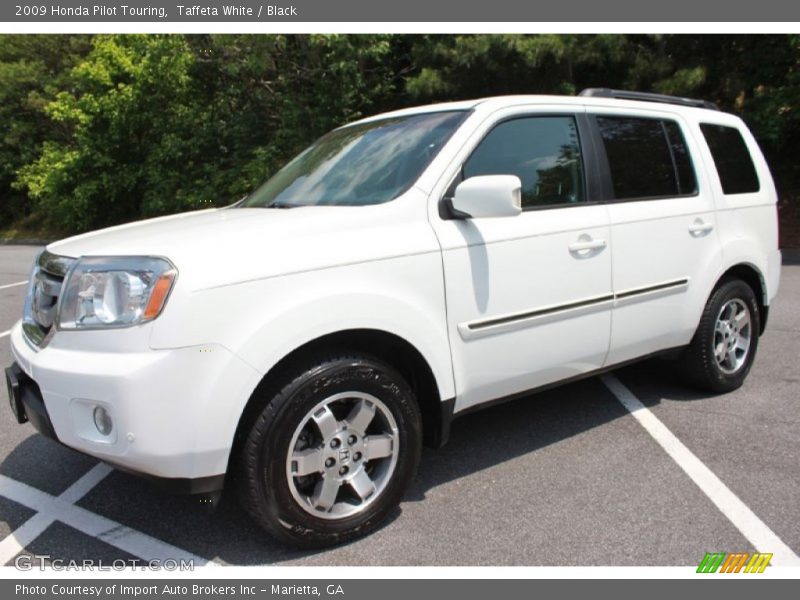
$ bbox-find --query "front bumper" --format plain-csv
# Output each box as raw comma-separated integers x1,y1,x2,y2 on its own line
7,321,262,492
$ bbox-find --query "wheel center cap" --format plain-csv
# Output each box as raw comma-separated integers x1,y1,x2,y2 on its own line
339,448,351,464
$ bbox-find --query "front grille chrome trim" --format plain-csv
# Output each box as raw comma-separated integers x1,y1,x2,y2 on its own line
21,250,74,351
38,250,74,278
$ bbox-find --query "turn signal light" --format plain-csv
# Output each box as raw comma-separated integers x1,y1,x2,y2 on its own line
143,271,176,320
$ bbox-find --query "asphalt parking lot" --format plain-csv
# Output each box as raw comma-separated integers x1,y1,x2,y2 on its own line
1,244,798,567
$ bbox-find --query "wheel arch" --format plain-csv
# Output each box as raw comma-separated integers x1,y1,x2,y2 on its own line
228,328,454,481
713,262,769,335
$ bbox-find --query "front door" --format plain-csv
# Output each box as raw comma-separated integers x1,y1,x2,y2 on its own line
430,111,613,411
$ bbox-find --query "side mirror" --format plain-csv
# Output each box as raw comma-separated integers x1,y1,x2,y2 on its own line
448,175,522,219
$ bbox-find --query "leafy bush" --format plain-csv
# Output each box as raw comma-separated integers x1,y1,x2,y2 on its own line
2,34,799,235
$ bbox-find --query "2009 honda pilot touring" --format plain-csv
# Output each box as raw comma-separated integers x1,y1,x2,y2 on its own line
6,89,781,547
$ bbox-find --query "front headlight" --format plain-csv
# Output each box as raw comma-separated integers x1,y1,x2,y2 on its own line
58,256,177,330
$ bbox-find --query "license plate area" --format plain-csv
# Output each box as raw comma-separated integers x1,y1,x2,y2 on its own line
5,366,28,424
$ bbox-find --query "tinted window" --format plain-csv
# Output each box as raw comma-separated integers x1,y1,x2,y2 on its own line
596,116,696,200
664,121,697,196
700,124,760,195
463,116,585,209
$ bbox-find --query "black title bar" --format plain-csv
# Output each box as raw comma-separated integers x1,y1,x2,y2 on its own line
4,0,800,22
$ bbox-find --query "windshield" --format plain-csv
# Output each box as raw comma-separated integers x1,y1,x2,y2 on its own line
240,110,467,208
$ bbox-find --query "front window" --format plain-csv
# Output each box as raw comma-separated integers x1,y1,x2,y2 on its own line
240,111,467,208
462,116,586,209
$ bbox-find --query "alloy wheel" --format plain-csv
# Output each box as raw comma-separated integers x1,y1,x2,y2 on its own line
285,392,399,520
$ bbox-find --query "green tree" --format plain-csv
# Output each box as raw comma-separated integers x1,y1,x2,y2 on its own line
18,35,197,231
0,35,90,230
655,35,800,191
404,34,649,101
402,34,800,197
6,34,800,238
16,34,402,233
185,34,400,201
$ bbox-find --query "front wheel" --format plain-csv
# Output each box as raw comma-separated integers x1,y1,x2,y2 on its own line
679,279,760,393
238,353,422,548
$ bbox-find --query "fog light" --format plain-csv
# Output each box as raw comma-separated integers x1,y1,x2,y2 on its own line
93,406,113,436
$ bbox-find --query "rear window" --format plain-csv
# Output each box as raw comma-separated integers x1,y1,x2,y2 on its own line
595,116,697,200
700,124,760,195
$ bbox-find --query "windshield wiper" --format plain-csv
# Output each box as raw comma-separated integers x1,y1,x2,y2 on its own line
229,193,250,208
265,201,302,209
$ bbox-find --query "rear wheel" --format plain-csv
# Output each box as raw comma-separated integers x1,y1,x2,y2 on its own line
679,279,760,393
238,353,422,548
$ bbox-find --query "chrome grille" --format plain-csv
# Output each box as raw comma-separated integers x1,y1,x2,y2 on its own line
31,269,61,328
22,250,74,349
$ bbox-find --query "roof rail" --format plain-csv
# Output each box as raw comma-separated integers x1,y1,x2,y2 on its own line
579,88,719,111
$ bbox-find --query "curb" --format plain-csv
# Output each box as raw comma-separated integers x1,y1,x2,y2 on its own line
0,239,51,246
782,248,800,265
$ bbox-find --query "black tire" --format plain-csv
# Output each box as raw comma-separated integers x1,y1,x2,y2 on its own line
679,278,760,393
237,352,422,548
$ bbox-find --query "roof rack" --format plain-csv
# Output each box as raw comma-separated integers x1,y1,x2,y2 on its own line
579,88,719,111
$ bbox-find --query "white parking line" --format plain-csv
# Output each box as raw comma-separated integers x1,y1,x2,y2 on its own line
0,465,112,566
0,513,54,565
0,465,216,566
58,463,114,504
0,281,27,291
0,330,9,339
601,373,800,566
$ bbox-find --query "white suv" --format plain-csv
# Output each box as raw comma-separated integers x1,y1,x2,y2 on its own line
6,89,781,547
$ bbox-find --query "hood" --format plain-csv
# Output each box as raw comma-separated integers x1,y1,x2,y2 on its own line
47,201,433,290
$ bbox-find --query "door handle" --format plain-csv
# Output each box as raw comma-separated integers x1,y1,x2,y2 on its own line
688,219,714,236
568,238,607,253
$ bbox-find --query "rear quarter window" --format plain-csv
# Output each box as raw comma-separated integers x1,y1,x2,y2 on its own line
699,123,760,195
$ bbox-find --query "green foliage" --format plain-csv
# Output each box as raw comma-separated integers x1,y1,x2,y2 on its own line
2,34,799,235
11,34,398,232
404,34,800,195
0,35,91,230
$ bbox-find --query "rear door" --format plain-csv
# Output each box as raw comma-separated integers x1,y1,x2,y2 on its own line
588,108,723,365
